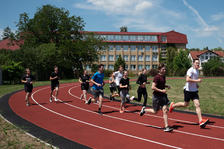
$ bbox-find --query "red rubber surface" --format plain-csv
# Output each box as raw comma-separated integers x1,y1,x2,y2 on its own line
9,83,224,149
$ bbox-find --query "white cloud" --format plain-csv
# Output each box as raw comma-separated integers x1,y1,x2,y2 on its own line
211,12,224,21
74,0,155,15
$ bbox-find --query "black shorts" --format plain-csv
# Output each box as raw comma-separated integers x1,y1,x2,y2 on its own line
81,83,89,90
184,89,199,102
51,83,59,91
91,88,104,99
109,86,117,93
25,85,33,93
152,94,170,112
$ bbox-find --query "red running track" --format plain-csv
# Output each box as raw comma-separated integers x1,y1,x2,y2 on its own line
9,83,224,149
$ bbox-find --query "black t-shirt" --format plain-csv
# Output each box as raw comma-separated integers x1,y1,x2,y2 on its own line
80,75,90,85
136,74,147,85
120,77,130,91
50,72,59,85
22,74,34,88
153,74,166,96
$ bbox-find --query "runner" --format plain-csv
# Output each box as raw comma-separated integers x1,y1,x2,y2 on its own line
113,65,124,96
169,59,209,128
109,72,119,100
49,66,60,102
79,70,90,103
87,64,105,115
119,70,134,113
132,68,150,107
21,68,35,106
139,64,173,132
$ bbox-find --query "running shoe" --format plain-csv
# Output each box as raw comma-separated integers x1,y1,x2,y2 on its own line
98,109,103,115
130,96,135,101
49,97,52,102
87,97,92,105
164,127,173,132
169,102,174,113
199,119,209,128
54,98,58,102
120,110,124,113
140,106,146,116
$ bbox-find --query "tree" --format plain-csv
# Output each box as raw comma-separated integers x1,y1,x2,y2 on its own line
173,50,191,76
2,26,15,40
202,57,224,76
166,47,177,75
114,55,126,71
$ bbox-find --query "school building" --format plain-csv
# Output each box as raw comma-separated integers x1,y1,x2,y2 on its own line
84,30,188,71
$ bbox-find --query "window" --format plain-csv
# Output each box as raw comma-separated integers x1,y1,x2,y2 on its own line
130,55,136,61
145,36,150,41
130,36,136,41
152,65,158,69
145,46,150,51
108,55,114,61
123,35,129,41
161,36,167,42
151,36,158,42
138,36,144,41
152,55,158,61
130,65,136,70
145,65,150,70
108,65,114,70
116,55,120,60
125,65,128,70
138,65,143,70
108,45,114,51
137,45,144,51
116,45,121,51
115,35,121,41
123,45,129,51
145,55,150,61
108,35,114,41
138,55,143,61
100,55,106,61
130,45,136,51
123,55,129,61
152,45,158,52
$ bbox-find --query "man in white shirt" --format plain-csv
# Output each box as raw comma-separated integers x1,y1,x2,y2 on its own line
169,59,209,128
113,65,124,95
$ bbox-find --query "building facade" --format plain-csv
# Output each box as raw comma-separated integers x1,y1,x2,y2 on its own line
85,30,188,72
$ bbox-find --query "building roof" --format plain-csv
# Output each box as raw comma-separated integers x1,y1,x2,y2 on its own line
189,50,224,59
0,38,23,51
83,30,188,44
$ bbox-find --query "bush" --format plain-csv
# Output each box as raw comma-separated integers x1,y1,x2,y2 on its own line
203,57,224,76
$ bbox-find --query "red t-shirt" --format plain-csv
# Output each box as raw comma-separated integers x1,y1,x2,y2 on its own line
153,74,166,96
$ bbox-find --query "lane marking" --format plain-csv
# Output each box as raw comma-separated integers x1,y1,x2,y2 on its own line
31,85,182,149
67,86,224,142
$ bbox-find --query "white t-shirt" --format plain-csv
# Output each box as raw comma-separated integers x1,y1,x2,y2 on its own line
184,67,199,92
113,71,123,86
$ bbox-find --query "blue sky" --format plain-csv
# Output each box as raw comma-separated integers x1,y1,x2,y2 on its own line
0,0,224,49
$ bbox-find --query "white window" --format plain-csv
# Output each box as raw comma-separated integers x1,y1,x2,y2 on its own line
130,55,136,61
138,55,143,61
145,46,150,51
108,45,114,51
108,55,114,61
145,65,150,70
116,45,121,51
130,45,136,51
152,55,158,61
152,45,158,52
100,55,106,61
138,65,143,70
108,65,114,70
130,65,136,70
123,55,129,61
123,45,129,51
145,55,150,61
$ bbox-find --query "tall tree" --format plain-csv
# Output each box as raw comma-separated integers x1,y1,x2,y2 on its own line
114,55,126,71
166,47,177,75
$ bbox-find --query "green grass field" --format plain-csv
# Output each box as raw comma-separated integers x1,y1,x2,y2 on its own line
104,77,224,116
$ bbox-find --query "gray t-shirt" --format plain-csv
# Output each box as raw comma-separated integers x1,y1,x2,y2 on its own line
113,71,123,86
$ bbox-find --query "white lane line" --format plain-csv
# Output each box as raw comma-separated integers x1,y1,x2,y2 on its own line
68,86,224,142
31,86,182,149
